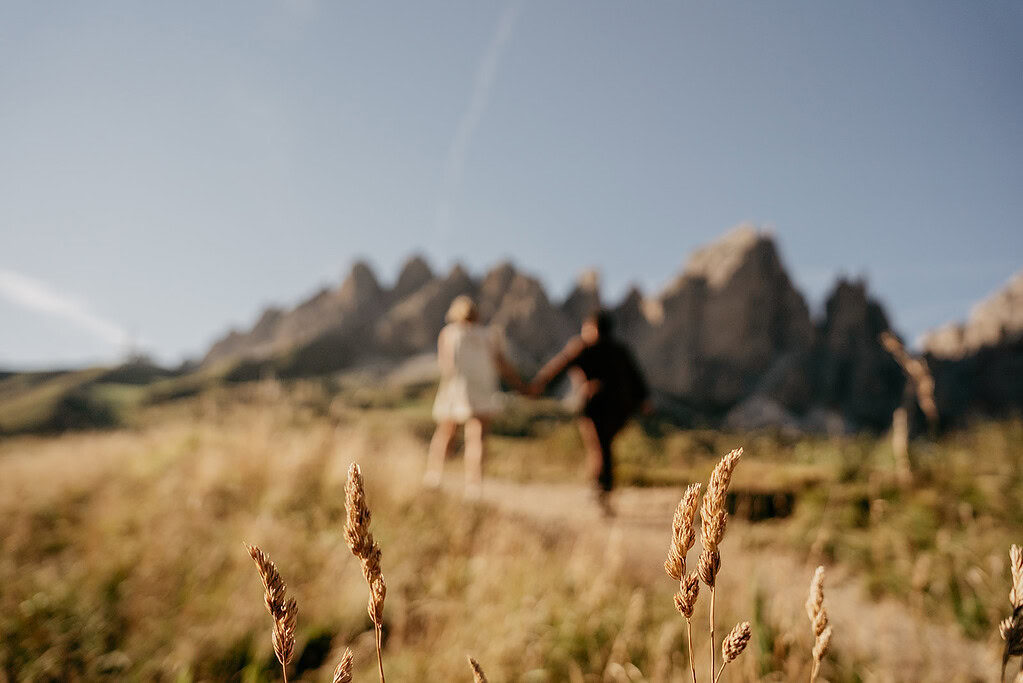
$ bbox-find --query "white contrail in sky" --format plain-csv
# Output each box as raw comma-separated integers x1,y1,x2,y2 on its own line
435,4,520,240
0,268,130,347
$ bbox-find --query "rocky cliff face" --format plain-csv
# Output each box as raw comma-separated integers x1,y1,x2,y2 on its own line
612,287,653,349
640,226,814,410
202,227,1010,430
811,279,904,428
921,270,1023,421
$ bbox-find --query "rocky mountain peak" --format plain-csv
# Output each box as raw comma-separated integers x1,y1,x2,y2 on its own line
561,268,602,329
446,263,473,285
340,261,383,302
392,255,434,302
670,223,763,292
820,278,891,349
813,278,903,428
644,225,812,407
612,285,651,342
923,270,1023,359
479,261,519,319
480,261,517,293
575,268,600,293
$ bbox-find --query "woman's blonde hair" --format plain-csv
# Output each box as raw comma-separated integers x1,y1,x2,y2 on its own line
446,295,478,323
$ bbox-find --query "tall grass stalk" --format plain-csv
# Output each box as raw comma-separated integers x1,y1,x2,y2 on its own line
700,448,743,679
244,545,298,682
344,463,388,683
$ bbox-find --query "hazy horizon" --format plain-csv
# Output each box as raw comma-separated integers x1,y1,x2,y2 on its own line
3,1,1021,369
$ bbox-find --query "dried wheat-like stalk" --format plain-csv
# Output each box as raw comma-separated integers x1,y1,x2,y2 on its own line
700,448,743,679
806,566,831,683
701,448,742,559
1010,545,1023,609
245,544,298,682
345,463,387,683
673,572,701,682
666,483,703,683
1002,544,1023,681
674,573,701,621
467,655,488,683
332,648,354,683
713,621,750,683
666,483,702,581
273,598,298,671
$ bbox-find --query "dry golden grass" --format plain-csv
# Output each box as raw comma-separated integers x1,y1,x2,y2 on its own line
0,387,1018,681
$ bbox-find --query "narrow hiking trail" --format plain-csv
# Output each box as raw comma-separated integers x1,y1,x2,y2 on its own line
429,473,998,681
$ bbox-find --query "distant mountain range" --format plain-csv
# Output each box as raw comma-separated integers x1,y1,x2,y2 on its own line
200,225,1023,431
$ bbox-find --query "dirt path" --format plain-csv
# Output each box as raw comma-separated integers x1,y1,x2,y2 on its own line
431,473,998,682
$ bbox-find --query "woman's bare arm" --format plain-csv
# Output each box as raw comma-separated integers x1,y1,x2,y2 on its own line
529,336,585,395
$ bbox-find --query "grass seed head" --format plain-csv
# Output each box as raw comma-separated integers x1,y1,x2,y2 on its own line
722,621,751,663
345,463,374,557
673,572,700,619
345,463,387,626
1010,544,1023,609
245,544,298,672
272,597,298,667
701,448,743,554
467,655,488,683
812,626,833,664
369,575,387,626
246,544,287,618
807,565,832,679
806,566,829,637
698,548,720,588
332,648,354,683
1002,607,1023,653
665,483,702,581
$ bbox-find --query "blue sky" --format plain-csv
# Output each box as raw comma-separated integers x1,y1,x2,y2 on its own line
2,1,1021,368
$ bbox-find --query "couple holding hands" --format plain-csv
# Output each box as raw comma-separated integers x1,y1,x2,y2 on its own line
424,295,650,515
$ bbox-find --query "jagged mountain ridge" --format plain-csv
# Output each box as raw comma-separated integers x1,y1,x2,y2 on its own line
203,225,928,430
208,226,1023,429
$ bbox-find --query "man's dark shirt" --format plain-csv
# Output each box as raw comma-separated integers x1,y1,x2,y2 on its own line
571,339,649,423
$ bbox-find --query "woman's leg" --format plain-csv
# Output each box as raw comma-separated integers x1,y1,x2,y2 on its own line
464,416,489,493
425,420,457,486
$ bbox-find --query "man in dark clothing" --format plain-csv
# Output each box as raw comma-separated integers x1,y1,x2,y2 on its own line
529,310,650,515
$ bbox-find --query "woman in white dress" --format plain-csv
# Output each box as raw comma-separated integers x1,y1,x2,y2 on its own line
424,295,522,496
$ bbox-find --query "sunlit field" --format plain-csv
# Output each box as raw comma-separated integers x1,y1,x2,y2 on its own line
1,381,1020,682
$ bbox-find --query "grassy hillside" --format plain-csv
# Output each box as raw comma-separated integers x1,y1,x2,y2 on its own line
0,384,1019,681
0,363,226,436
